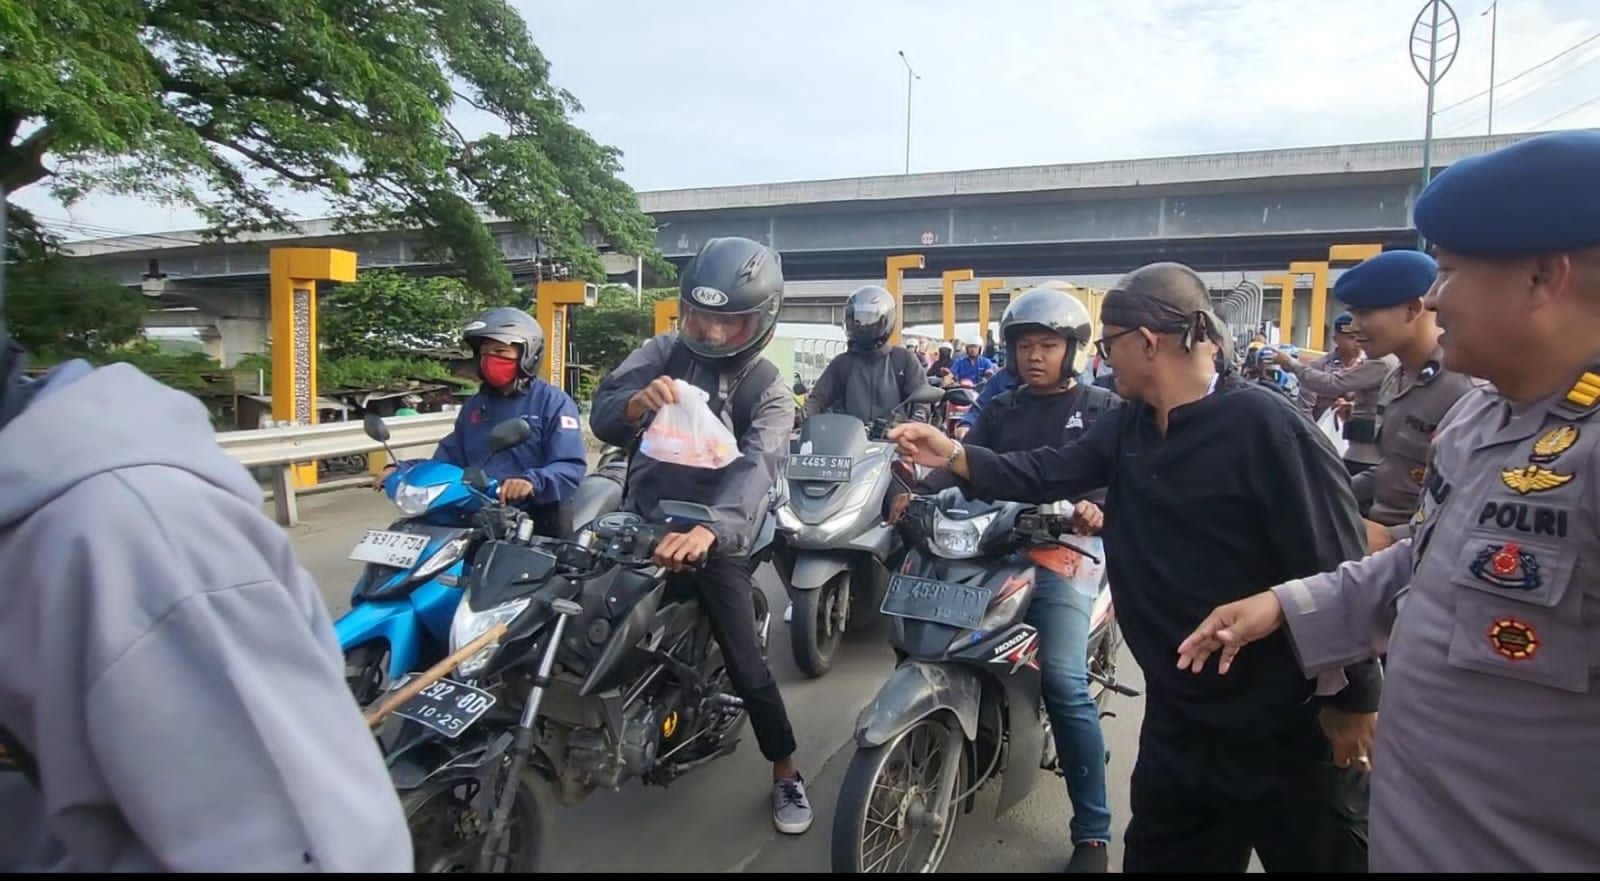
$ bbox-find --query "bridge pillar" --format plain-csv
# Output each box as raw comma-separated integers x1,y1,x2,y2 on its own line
534,281,597,395
269,247,357,489
977,279,1006,340
941,269,974,342
885,254,925,346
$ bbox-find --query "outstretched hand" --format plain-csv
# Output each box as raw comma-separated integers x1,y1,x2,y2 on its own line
1175,590,1286,675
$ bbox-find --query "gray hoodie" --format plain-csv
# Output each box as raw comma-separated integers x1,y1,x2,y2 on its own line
0,362,411,872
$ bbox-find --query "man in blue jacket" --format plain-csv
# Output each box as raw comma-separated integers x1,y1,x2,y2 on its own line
379,307,587,536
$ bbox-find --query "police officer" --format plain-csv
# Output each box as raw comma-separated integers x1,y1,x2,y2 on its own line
378,307,588,537
1177,129,1600,873
1317,250,1479,549
589,236,813,836
1271,312,1394,475
802,285,930,424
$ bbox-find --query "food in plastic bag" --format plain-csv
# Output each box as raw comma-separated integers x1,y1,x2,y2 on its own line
639,379,741,469
1317,408,1350,458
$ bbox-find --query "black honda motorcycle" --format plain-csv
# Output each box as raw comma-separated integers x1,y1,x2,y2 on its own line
830,490,1139,873
376,497,775,873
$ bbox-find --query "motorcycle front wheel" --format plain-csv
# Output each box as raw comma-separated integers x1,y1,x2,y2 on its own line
831,715,965,873
401,769,554,873
789,571,848,678
344,641,390,707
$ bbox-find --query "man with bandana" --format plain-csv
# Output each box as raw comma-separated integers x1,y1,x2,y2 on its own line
1178,129,1600,872
889,262,1379,873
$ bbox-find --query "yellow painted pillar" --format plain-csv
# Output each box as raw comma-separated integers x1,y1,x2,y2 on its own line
269,247,357,489
885,254,926,346
977,279,1006,340
534,281,595,393
654,299,680,335
940,269,974,343
1263,272,1301,346
1289,261,1331,353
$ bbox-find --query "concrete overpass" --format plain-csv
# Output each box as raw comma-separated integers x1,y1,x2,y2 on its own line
64,132,1533,362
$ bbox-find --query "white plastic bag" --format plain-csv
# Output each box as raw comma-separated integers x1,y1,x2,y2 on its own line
1317,408,1350,458
639,379,740,469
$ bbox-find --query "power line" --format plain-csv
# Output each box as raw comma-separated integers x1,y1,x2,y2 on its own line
1530,93,1600,129
1435,27,1600,115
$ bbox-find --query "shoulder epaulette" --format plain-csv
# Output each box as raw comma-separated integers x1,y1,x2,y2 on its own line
1557,365,1600,418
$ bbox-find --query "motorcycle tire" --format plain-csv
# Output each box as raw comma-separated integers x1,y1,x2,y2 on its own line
789,571,848,678
401,768,555,873
831,713,965,873
344,641,390,707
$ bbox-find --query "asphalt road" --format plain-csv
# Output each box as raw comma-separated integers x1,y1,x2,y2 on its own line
280,488,1189,874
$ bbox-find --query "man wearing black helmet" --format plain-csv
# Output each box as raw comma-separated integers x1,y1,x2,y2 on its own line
889,262,1380,873
802,285,929,424
590,236,813,835
375,306,587,537
910,283,1123,872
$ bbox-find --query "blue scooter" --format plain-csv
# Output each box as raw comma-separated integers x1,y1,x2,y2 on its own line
337,411,531,705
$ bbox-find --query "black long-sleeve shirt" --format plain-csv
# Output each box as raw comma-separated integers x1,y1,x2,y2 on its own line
960,374,1381,742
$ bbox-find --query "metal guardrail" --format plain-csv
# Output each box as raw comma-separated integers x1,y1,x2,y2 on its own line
216,412,455,526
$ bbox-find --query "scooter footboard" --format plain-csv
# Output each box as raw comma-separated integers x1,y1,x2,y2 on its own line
854,661,981,748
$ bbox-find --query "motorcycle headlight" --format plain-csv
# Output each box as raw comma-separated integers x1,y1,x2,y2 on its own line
931,510,999,559
411,535,471,583
451,597,531,677
394,481,447,516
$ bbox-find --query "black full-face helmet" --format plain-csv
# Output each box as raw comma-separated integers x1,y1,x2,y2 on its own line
677,236,784,363
999,282,1094,386
842,285,897,352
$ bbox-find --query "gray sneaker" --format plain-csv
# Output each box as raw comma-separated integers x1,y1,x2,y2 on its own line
773,774,814,834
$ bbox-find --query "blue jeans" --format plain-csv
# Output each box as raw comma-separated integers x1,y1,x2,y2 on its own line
1026,564,1112,845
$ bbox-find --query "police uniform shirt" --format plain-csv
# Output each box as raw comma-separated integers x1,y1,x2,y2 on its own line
1275,371,1600,871
1354,344,1481,537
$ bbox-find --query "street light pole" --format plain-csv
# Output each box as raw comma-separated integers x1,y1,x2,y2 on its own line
1483,1,1498,134
1410,0,1461,247
897,50,920,175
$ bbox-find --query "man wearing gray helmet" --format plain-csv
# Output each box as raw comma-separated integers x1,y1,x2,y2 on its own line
802,284,930,425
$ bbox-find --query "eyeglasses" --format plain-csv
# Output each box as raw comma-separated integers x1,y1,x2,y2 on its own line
1094,327,1140,361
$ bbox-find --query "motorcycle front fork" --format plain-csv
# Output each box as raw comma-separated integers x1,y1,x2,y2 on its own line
476,598,583,872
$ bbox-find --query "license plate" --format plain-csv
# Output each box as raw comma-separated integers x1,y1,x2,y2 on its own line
788,454,852,482
391,676,497,739
880,574,998,630
349,529,431,568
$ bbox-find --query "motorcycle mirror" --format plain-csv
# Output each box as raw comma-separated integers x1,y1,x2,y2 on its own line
905,383,944,407
943,387,976,407
659,500,716,525
463,466,491,493
362,410,391,442
488,417,532,453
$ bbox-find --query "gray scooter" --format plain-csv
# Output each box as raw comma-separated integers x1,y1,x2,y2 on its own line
773,383,948,677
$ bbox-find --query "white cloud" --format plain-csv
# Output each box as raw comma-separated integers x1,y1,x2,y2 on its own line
15,0,1600,237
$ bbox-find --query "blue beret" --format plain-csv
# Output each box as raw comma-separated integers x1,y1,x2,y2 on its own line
1332,312,1355,332
1414,130,1600,257
1334,250,1437,309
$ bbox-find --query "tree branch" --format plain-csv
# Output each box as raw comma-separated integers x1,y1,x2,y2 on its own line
0,124,59,190
195,126,330,186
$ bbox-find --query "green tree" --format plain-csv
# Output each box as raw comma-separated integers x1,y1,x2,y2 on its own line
2,210,146,357
320,269,483,360
1,0,668,296
573,285,675,381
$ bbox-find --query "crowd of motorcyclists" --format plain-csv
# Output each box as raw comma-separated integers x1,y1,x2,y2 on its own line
4,129,1600,874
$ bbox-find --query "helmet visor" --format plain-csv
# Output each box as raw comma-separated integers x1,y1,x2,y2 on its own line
680,302,765,359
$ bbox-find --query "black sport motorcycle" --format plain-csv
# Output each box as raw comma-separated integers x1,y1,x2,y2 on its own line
377,497,775,873
830,490,1139,873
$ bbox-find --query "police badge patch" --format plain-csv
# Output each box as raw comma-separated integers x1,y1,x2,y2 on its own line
1469,542,1543,591
1487,617,1540,661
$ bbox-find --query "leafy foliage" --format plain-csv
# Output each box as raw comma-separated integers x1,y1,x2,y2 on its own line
1,0,667,295
2,205,147,356
572,284,676,386
319,269,484,360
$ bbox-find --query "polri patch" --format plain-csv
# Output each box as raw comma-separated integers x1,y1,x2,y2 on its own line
1487,617,1540,661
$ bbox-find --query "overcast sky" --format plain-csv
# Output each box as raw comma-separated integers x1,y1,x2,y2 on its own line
17,0,1600,239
